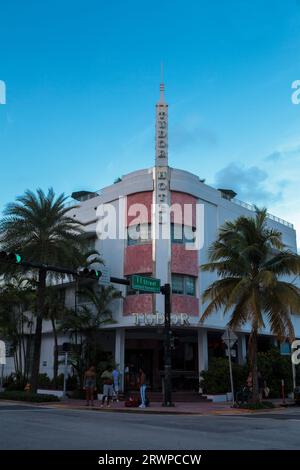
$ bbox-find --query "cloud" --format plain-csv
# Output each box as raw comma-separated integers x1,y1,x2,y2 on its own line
171,125,218,149
264,151,283,162
214,162,282,204
170,114,218,151
264,144,300,163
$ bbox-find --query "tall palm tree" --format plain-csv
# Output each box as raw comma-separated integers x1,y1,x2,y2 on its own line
0,276,35,383
43,286,72,387
60,284,121,385
0,188,98,392
200,208,300,401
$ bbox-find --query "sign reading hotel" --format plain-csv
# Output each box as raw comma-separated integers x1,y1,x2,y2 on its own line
155,82,170,224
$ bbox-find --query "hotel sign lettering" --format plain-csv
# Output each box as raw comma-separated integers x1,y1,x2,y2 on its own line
133,313,190,326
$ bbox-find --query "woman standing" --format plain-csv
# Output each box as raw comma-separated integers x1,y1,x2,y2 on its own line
83,366,97,407
138,368,147,409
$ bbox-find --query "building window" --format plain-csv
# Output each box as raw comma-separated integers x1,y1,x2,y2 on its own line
84,236,96,252
172,275,196,296
127,223,152,246
171,224,195,245
172,275,184,294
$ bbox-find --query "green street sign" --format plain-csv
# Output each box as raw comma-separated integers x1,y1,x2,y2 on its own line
131,275,161,293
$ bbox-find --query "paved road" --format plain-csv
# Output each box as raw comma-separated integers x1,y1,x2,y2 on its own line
0,403,300,450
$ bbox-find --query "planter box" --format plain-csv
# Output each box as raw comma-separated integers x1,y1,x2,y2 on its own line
37,389,64,398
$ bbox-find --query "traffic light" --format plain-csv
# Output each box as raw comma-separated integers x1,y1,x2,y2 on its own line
0,251,23,265
78,268,102,280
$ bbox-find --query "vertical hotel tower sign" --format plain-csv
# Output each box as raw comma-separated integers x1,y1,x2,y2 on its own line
153,82,171,313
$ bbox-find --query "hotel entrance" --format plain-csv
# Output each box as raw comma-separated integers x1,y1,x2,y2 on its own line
124,328,198,392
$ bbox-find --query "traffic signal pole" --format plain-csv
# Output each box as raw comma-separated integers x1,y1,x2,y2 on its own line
0,255,173,406
161,283,174,407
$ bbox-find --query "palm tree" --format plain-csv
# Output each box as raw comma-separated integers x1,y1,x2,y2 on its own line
0,276,35,383
0,188,98,392
43,286,72,387
60,284,121,385
200,208,300,402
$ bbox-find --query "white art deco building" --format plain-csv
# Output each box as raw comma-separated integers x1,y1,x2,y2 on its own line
4,84,299,393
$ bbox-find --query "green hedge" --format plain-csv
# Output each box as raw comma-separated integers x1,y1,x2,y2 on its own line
0,391,60,402
257,349,293,398
238,401,275,410
201,349,295,397
200,357,247,394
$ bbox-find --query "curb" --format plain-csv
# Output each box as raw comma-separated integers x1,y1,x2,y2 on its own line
44,404,207,415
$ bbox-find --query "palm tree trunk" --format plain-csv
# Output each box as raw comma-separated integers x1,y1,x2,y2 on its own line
249,329,259,402
51,316,59,388
30,268,46,392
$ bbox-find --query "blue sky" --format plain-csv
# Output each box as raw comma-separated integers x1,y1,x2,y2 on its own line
1,0,300,244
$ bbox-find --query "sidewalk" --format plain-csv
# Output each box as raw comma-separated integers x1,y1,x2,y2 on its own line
0,397,292,415
41,398,290,415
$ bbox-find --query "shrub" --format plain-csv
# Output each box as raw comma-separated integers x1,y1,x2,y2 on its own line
200,357,248,394
238,401,275,410
70,389,86,399
37,373,51,388
201,348,294,397
0,391,60,402
67,374,78,391
54,373,64,389
257,348,293,398
3,373,26,391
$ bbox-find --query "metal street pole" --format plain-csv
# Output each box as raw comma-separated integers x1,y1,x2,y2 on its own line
227,344,235,407
162,283,174,407
0,364,4,391
292,361,296,398
62,351,68,400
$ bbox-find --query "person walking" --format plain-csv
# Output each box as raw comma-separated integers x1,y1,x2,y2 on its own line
112,366,120,402
138,367,147,409
83,366,97,407
101,366,114,408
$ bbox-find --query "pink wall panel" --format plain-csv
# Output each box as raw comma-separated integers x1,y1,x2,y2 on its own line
172,294,199,316
171,191,197,227
171,244,198,276
123,294,153,315
124,244,153,275
126,191,153,226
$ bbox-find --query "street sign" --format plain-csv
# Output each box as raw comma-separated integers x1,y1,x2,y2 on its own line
225,349,237,357
222,329,238,348
99,266,110,286
131,275,161,293
222,328,237,407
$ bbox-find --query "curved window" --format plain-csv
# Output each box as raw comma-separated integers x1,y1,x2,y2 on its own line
171,224,195,245
127,223,152,246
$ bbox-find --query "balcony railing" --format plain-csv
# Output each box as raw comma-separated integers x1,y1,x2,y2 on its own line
233,198,294,229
